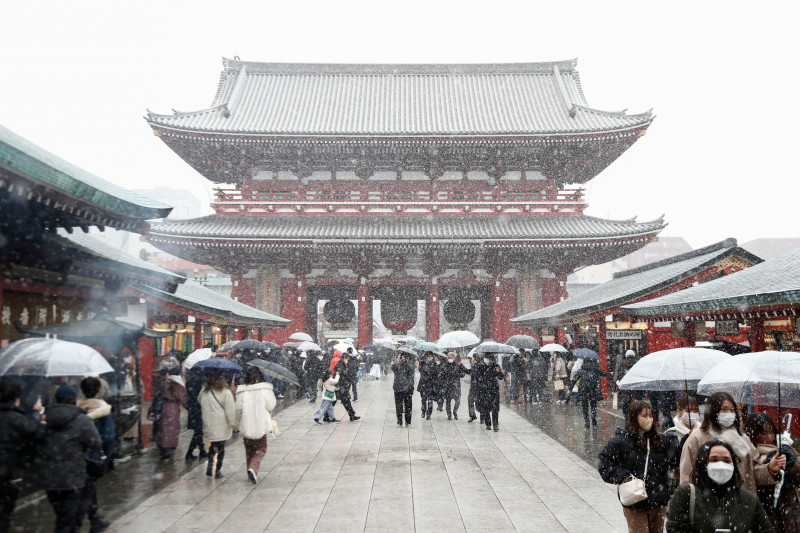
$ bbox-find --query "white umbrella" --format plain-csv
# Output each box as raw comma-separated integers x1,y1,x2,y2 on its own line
289,332,313,342
0,338,113,377
184,348,215,371
436,330,480,349
618,347,731,391
697,351,800,408
539,343,568,353
332,342,354,352
297,341,322,352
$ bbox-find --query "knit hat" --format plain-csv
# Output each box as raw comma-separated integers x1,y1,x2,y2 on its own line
55,384,78,401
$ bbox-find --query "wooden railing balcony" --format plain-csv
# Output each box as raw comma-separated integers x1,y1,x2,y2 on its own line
211,186,585,215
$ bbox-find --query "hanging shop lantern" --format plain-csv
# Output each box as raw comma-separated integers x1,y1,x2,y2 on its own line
323,299,356,330
443,299,476,329
381,298,418,334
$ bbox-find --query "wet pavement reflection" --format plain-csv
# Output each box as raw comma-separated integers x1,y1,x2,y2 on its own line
10,394,298,533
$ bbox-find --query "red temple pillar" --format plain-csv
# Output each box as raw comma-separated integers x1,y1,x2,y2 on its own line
750,317,766,352
234,327,244,341
138,336,156,401
193,319,203,351
683,321,696,348
357,282,372,348
427,283,440,341
598,319,608,398
571,324,581,348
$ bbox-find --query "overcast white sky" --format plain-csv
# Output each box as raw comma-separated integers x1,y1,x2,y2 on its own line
2,1,798,249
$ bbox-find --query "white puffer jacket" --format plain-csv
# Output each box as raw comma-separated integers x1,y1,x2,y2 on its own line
235,382,277,440
198,387,236,442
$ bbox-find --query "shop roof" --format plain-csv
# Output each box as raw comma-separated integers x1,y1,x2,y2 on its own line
511,239,761,327
620,245,800,318
134,279,289,327
146,58,653,137
0,124,173,230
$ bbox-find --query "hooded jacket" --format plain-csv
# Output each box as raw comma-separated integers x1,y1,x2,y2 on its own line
0,401,45,482
235,382,277,440
38,403,102,491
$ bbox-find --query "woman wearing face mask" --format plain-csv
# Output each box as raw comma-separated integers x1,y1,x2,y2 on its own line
679,392,784,494
744,412,800,532
666,440,774,532
599,400,676,532
663,397,702,493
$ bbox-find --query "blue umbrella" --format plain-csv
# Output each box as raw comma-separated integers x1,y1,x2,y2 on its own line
193,358,243,375
573,348,599,361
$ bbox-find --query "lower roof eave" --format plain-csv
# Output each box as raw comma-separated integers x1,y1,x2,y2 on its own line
618,292,800,321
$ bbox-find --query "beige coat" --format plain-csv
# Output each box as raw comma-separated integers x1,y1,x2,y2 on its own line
679,427,776,494
234,382,277,440
198,387,236,443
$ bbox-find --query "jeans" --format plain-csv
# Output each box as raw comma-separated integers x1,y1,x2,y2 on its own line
394,390,413,424
46,488,84,533
582,399,598,425
314,399,336,421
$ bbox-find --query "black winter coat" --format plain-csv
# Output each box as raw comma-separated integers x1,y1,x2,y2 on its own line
0,402,45,482
598,427,676,510
185,370,205,432
474,361,505,413
38,403,102,491
391,360,415,393
440,361,466,398
576,360,610,401
528,355,549,382
417,360,437,394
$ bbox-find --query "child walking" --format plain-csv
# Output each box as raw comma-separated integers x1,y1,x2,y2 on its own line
313,370,340,424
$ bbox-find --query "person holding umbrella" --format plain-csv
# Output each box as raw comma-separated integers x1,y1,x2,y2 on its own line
198,370,236,478
574,350,611,429
417,352,437,420
333,351,360,422
235,366,277,485
475,352,505,432
391,351,415,427
441,351,467,420
679,392,784,494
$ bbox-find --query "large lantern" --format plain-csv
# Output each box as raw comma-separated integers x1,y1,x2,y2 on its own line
323,299,356,330
381,298,417,334
443,299,476,329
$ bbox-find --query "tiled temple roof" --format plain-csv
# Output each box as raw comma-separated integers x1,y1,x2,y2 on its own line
146,59,653,137
512,239,761,327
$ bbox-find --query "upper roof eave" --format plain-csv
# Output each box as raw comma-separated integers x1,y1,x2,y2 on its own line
0,125,173,224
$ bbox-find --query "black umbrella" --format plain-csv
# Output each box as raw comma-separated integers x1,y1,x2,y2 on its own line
233,339,264,352
505,335,540,351
247,359,300,386
261,341,280,350
193,358,243,375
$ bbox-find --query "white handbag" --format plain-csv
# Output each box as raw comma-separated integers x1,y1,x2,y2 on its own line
618,439,649,506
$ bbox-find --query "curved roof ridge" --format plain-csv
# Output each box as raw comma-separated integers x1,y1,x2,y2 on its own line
147,104,228,120
220,57,580,76
572,104,653,120
612,238,745,279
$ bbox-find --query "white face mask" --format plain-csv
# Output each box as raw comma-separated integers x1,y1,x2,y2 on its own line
718,413,737,428
484,358,492,365
706,461,735,485
448,358,455,364
681,412,701,426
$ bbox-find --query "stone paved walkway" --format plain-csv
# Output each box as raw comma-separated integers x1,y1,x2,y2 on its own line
108,377,627,532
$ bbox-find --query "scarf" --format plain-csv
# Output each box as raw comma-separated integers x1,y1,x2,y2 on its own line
671,415,700,439
709,426,752,460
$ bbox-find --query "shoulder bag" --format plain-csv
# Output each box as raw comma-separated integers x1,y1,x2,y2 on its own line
618,439,650,506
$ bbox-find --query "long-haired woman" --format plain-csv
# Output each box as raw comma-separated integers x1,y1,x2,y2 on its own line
599,400,676,533
679,391,784,494
198,370,236,478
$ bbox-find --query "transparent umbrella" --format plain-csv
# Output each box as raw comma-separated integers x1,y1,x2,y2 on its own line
297,341,323,352
620,347,731,391
539,343,568,353
505,335,540,351
289,332,313,342
436,330,480,349
0,338,114,377
473,341,518,355
183,348,215,371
